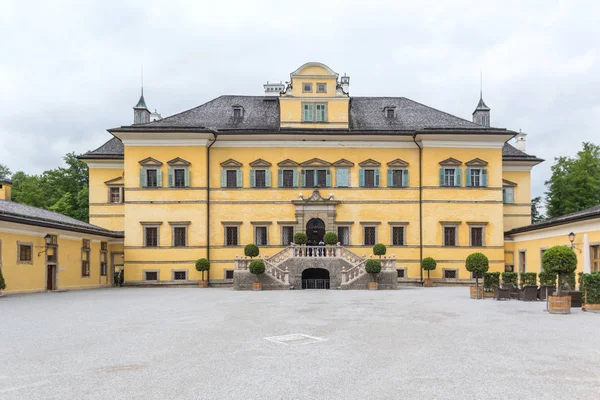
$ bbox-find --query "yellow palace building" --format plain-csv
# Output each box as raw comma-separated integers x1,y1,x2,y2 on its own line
77,61,546,289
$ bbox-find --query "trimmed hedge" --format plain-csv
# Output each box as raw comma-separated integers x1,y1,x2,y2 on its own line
539,271,557,286
582,273,600,304
249,260,265,276
0,267,6,290
373,243,387,257
502,272,518,285
365,259,382,281
244,244,260,258
520,272,537,288
323,232,338,245
294,232,308,245
484,272,501,291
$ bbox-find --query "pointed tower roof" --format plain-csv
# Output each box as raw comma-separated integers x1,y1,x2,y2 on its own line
474,96,490,112
134,89,148,110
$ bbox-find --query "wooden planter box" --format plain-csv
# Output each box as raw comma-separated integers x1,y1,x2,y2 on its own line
198,280,209,288
423,279,433,287
368,282,378,290
583,303,600,312
548,295,571,314
253,282,263,291
483,291,495,298
470,285,483,299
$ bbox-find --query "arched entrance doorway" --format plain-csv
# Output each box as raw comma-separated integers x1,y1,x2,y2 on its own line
301,268,330,289
306,218,325,244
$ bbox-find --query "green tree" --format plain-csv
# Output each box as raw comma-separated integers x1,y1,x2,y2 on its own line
0,164,11,179
545,142,600,218
531,196,545,223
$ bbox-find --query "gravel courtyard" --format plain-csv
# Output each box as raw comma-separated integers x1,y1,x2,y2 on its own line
1,287,598,400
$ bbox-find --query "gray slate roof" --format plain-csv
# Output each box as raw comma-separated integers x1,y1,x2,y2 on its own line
83,137,124,159
506,205,600,236
0,200,123,238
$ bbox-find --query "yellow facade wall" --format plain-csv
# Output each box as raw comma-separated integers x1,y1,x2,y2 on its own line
503,170,532,231
88,167,124,232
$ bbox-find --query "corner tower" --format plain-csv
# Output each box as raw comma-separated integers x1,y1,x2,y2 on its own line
133,88,151,124
472,93,491,127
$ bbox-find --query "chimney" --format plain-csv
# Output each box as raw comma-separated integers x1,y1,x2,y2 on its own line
341,74,350,94
514,131,527,152
263,81,285,96
0,179,12,201
133,88,151,124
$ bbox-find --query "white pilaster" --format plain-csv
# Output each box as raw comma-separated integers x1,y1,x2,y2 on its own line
583,234,591,273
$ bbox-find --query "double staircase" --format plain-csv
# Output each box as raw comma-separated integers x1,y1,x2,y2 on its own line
234,244,397,289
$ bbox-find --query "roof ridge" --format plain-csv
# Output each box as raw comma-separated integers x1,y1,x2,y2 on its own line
135,95,228,127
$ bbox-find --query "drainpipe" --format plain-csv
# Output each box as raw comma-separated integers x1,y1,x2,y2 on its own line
206,132,218,285
412,134,423,286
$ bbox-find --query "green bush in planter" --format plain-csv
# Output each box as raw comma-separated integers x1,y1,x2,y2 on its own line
365,259,382,282
484,272,501,292
244,244,259,258
520,272,537,288
0,267,6,291
502,272,518,285
542,245,577,296
539,271,557,286
421,257,437,280
323,232,338,245
582,273,600,304
294,232,308,245
249,260,265,282
195,258,210,281
373,243,387,258
578,272,584,290
465,252,489,288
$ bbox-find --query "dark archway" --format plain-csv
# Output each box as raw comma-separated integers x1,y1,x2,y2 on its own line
301,268,330,289
306,218,325,244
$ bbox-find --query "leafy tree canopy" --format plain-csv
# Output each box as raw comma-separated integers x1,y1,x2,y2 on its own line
0,164,11,180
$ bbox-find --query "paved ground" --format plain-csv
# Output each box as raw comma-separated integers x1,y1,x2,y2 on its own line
0,287,599,400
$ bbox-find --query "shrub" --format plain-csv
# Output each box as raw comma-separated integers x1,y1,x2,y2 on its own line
582,273,600,304
195,258,210,281
502,272,518,285
484,272,501,291
539,271,557,286
323,232,338,245
118,269,124,287
542,245,577,296
421,257,437,280
0,267,6,291
365,259,382,282
249,260,265,282
578,272,584,290
294,232,308,245
560,271,576,291
373,243,387,258
244,244,259,258
520,272,537,288
465,252,489,287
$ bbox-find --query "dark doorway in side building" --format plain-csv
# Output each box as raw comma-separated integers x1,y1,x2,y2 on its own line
302,268,330,289
46,265,56,290
306,218,325,244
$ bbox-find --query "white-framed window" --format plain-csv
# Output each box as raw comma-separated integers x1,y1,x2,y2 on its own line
466,168,488,187
303,103,314,121
315,103,327,122
440,168,461,187
281,226,294,246
225,225,240,246
503,187,515,204
338,226,350,245
317,83,327,93
254,226,268,246
109,186,123,203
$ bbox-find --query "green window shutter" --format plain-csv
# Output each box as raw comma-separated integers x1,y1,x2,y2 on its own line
374,169,380,187
326,169,331,187
301,169,306,187
140,168,146,187
265,169,271,187
184,168,190,187
278,169,283,187
168,168,174,187
250,169,256,187
359,169,365,187
387,169,393,187
439,168,445,186
220,170,226,188
156,169,163,187
402,169,409,187
336,168,349,187
236,170,242,187
455,169,461,187
293,169,298,187
507,188,514,203
482,169,488,187
465,168,471,187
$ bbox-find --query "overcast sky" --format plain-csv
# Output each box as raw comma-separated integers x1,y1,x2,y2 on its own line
1,0,598,200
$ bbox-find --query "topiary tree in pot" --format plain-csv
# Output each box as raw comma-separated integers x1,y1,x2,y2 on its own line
365,259,382,290
249,259,265,290
466,252,489,299
0,267,6,294
244,244,259,259
373,243,387,259
195,258,210,288
542,245,577,314
293,232,308,256
421,257,436,287
323,232,338,256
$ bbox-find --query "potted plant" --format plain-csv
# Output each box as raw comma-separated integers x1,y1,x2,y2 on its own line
244,244,259,259
0,267,6,296
466,252,489,299
483,272,500,298
373,243,387,258
195,258,210,288
582,272,600,312
249,259,265,291
502,271,518,286
542,245,577,314
365,259,381,290
323,232,337,256
539,271,557,300
421,257,436,287
519,272,537,288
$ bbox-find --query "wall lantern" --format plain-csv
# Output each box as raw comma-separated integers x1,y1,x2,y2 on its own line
38,234,53,256
568,232,576,248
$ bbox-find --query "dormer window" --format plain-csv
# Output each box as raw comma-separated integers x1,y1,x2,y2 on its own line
233,106,243,118
384,106,396,118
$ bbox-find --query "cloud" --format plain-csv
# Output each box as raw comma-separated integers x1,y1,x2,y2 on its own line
1,0,598,202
